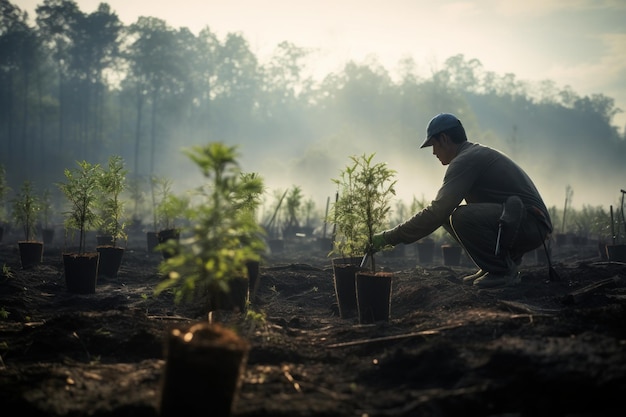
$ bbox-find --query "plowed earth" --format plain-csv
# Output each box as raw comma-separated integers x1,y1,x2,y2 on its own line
1,231,625,417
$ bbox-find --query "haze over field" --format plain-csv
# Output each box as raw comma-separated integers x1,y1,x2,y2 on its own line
14,0,626,217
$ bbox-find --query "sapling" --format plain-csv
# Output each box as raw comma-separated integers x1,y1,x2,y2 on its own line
302,197,316,234
12,180,41,242
57,160,101,254
156,193,188,232
330,153,396,271
11,181,42,242
284,185,303,236
152,176,188,232
2,264,14,279
97,155,128,247
156,143,266,314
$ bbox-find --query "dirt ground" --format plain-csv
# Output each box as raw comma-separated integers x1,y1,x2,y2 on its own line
1,229,625,417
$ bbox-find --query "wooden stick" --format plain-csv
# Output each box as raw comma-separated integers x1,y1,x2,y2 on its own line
497,300,559,315
147,315,192,321
281,364,302,393
563,275,620,305
327,324,462,348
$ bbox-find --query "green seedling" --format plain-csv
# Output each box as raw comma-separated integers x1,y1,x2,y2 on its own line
2,264,14,279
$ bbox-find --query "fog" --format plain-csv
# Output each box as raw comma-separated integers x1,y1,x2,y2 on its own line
159,121,625,230
4,0,625,233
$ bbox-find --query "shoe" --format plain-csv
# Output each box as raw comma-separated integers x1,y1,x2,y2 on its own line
473,271,520,289
462,269,487,285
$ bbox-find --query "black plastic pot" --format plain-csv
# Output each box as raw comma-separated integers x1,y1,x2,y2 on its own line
158,229,180,259
606,244,626,262
356,271,393,324
441,244,462,266
160,322,249,417
18,241,44,269
63,252,99,294
332,257,362,319
416,238,435,264
96,246,125,278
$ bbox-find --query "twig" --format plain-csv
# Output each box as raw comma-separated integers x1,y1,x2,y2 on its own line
563,275,621,305
327,324,462,348
265,263,323,271
147,315,192,321
497,300,560,315
281,364,302,393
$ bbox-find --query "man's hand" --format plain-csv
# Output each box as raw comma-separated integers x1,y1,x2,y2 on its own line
371,232,387,252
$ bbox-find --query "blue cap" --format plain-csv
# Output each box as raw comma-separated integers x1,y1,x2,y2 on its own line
420,113,462,148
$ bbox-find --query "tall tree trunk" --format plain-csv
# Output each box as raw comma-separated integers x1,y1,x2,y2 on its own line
150,89,158,178
133,86,144,178
20,62,31,174
57,59,64,149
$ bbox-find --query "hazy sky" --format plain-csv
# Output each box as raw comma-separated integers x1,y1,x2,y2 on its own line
18,0,626,130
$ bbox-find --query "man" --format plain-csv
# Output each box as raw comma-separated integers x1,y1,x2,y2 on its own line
372,113,552,288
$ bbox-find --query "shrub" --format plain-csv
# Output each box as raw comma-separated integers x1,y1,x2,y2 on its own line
330,153,396,270
11,181,41,241
57,161,101,253
155,143,266,309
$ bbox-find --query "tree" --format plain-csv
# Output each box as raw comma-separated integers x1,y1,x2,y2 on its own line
213,32,260,139
123,17,190,178
68,3,122,151
0,2,40,175
441,54,483,93
36,0,81,148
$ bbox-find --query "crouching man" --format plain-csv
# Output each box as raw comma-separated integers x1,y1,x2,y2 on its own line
372,113,552,289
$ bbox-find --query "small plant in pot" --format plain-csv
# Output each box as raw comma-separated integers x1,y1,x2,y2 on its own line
282,185,303,238
154,142,266,417
57,160,101,294
152,176,188,258
329,153,397,322
11,180,44,269
95,155,128,277
238,172,267,303
150,176,171,243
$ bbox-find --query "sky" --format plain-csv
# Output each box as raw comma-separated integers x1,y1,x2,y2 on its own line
17,0,626,130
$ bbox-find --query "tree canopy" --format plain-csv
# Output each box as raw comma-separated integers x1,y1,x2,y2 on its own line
1,1,624,213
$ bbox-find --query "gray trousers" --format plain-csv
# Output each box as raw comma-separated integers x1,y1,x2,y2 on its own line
444,203,550,274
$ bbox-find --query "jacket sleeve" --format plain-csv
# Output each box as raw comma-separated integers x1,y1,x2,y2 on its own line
383,147,478,245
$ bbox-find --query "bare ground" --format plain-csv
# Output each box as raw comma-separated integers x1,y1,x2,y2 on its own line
1,230,625,417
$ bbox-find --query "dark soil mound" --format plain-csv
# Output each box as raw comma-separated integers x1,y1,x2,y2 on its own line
1,234,625,416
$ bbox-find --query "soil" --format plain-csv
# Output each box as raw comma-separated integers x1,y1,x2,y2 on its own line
1,231,625,417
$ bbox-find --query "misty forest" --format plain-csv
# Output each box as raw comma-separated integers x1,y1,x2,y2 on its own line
1,0,626,241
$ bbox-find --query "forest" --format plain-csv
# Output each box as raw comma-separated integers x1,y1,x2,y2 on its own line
1,0,625,236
